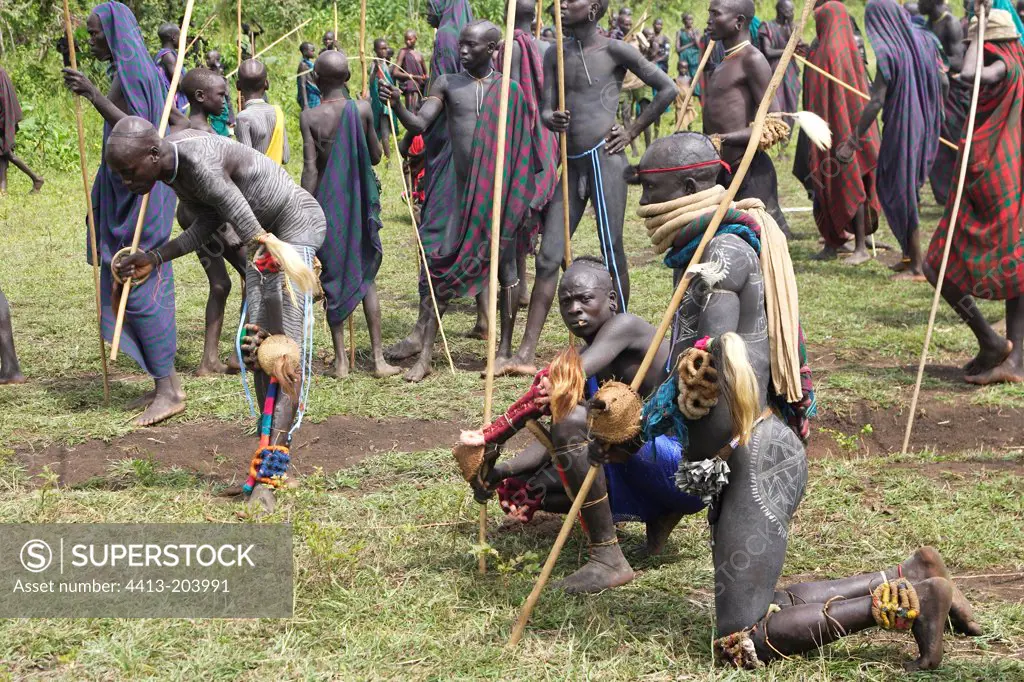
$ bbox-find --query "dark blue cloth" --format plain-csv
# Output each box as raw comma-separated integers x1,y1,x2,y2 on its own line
606,435,706,522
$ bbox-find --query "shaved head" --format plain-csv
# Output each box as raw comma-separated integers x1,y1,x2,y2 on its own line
106,116,164,193
157,22,179,43
462,19,502,43
179,68,222,101
314,49,350,87
237,59,268,91
563,256,614,292
727,0,756,22
630,133,723,206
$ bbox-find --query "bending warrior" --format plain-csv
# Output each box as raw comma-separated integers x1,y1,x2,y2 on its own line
301,51,400,379
920,0,970,204
235,60,289,164
0,286,24,384
804,0,881,264
379,20,537,382
924,7,1024,385
496,0,560,310
758,0,803,116
111,116,325,506
836,0,942,281
297,42,322,110
702,0,791,237
154,22,188,112
61,1,188,426
0,65,44,193
500,0,677,376
394,30,428,111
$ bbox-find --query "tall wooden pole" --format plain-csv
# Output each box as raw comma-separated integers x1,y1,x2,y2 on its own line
359,0,369,97
552,0,571,269
902,8,988,455
535,0,542,38
236,0,242,109
508,0,817,647
63,0,110,403
109,0,195,360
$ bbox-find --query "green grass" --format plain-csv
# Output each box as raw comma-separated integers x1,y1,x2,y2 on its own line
1,49,1023,680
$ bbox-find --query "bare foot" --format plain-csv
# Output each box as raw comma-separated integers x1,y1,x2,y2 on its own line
127,389,157,411
225,355,241,373
30,179,44,194
246,484,276,515
196,359,229,377
403,360,432,382
385,335,423,362
810,246,838,261
643,511,686,556
324,357,349,379
482,356,514,378
464,323,488,341
371,359,402,378
965,356,1024,386
890,259,911,273
0,371,26,385
905,577,954,671
891,271,927,282
963,339,1012,376
134,391,186,426
494,354,538,377
555,544,635,594
844,249,872,266
901,547,983,637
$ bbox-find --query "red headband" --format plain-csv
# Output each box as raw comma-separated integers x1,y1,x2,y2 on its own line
636,159,731,175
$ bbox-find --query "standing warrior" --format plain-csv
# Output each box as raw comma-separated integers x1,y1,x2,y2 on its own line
369,38,397,155
651,18,672,73
394,30,428,111
702,0,792,237
235,60,289,164
302,51,400,379
500,0,677,376
204,50,235,137
924,7,1024,385
379,21,537,382
837,0,942,281
61,1,187,426
297,42,322,111
110,116,324,507
154,22,188,112
321,31,338,53
805,0,881,264
0,66,44,193
758,0,803,116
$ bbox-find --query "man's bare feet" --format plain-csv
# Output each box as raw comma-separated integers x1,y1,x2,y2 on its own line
385,335,423,362
371,359,402,378
403,359,432,382
905,577,954,671
963,339,1012,377
30,179,44,194
965,356,1024,385
225,354,241,373
890,258,911,273
555,544,635,594
901,547,982,637
134,391,186,426
844,249,872,266
643,511,686,556
494,352,538,377
810,246,838,261
127,389,157,411
196,359,229,376
464,323,488,340
247,484,276,514
0,371,26,385
892,271,927,282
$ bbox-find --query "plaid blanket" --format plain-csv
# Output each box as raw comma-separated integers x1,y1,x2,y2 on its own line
153,48,188,112
759,20,802,113
926,40,1024,301
315,100,383,325
806,1,881,248
0,66,22,155
425,80,535,300
369,61,397,135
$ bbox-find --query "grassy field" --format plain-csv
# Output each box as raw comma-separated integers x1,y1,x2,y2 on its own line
1,56,1023,682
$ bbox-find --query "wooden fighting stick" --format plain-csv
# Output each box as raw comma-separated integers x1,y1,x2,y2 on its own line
62,0,110,403
359,0,369,98
382,108,456,376
673,39,715,133
226,19,313,78
508,0,817,647
902,7,988,455
535,0,542,38
794,54,959,151
552,0,572,271
236,0,242,110
478,0,520,576
108,0,195,361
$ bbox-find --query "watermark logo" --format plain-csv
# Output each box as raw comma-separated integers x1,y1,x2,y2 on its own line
20,539,52,573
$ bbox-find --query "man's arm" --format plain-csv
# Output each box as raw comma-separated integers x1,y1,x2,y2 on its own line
759,25,785,60
379,77,444,134
300,112,319,194
159,51,177,82
607,40,677,153
510,40,523,85
836,71,886,162
392,49,410,83
940,16,966,73
717,51,776,150
235,115,252,148
960,37,1007,84
541,44,560,130
281,117,291,165
577,316,640,378
359,100,383,164
415,52,428,82
62,69,127,127
297,64,310,110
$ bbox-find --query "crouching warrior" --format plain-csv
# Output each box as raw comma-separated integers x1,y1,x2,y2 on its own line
110,116,325,510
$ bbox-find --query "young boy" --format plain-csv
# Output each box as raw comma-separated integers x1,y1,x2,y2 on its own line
393,29,427,111
297,41,321,110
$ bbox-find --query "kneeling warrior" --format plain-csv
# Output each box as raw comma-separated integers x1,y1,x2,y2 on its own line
110,116,324,508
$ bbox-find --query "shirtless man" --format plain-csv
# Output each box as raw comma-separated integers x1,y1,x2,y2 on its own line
321,31,338,53
0,65,44,194
154,22,188,112
379,20,535,381
179,68,225,133
235,60,290,164
111,116,325,507
301,51,400,379
500,0,677,376
297,42,321,111
651,18,671,73
369,38,395,154
394,30,428,111
702,0,791,236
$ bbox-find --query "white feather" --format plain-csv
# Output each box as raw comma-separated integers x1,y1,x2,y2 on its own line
788,111,832,151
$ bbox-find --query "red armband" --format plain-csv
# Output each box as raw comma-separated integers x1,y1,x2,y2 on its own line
481,368,551,444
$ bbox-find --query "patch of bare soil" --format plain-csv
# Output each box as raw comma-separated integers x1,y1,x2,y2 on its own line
807,396,1024,460
17,416,456,488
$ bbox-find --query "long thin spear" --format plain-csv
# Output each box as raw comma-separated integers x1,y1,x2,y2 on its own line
62,0,110,403
508,0,817,647
226,19,312,77
901,8,988,455
109,0,195,360
673,39,714,133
